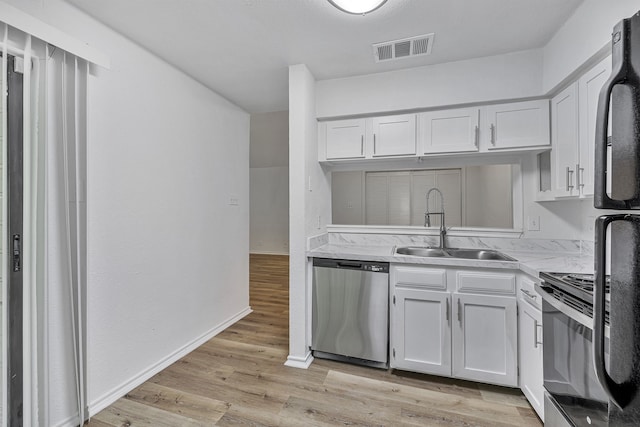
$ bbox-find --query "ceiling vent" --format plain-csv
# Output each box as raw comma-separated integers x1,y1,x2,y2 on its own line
373,33,434,63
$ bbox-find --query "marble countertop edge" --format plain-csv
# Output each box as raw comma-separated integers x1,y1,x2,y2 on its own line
307,244,594,277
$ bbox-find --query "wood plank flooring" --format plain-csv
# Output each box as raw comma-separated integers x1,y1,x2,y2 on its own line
88,254,542,426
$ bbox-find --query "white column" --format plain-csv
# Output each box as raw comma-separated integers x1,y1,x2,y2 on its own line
286,64,316,368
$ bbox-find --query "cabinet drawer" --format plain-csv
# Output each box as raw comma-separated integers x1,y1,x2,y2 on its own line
456,271,515,294
393,266,446,290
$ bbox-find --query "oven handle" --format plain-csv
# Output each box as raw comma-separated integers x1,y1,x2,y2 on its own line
535,283,593,330
594,215,632,409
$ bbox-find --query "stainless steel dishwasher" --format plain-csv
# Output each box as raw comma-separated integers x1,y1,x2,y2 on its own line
311,258,389,368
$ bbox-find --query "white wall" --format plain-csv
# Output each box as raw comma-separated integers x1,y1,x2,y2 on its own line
316,49,544,118
250,111,289,254
543,0,640,93
2,1,251,425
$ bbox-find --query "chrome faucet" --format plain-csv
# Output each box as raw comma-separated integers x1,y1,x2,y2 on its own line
425,187,447,249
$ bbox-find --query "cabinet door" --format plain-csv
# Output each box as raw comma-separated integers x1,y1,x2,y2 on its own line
452,293,517,387
484,100,550,150
391,288,451,377
579,56,612,197
371,114,416,157
325,119,366,160
551,83,580,197
519,300,544,421
420,108,480,154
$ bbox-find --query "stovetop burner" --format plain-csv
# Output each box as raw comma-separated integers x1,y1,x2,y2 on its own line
553,273,610,293
539,271,610,322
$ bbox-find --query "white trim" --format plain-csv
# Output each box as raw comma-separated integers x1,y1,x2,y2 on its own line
0,24,7,427
0,2,110,69
49,413,80,427
326,224,524,239
249,250,289,256
86,306,252,417
284,352,314,369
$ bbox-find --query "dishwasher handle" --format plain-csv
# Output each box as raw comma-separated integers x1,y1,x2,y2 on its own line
312,258,389,273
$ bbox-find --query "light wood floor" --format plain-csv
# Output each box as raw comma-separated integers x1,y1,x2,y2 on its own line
88,254,543,426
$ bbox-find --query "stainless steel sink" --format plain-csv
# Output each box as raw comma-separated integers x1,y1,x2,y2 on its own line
394,246,516,261
445,248,516,261
394,246,448,257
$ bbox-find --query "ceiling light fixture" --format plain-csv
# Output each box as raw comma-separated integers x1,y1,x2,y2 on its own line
328,0,388,15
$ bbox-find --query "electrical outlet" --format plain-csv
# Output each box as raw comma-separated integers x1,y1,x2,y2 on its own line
527,216,540,231
229,195,239,206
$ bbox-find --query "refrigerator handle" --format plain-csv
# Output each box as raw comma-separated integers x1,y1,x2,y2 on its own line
594,22,628,209
593,215,632,409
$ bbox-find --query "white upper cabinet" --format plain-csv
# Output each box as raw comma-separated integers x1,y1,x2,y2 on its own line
318,100,551,162
551,83,580,197
483,100,551,150
371,114,417,157
323,118,366,160
420,108,480,154
319,114,416,161
578,56,612,197
543,56,612,200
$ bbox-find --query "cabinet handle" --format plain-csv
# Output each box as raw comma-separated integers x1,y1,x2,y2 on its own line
521,289,537,301
446,298,450,323
490,124,496,146
361,135,364,155
577,163,585,189
373,133,377,153
534,320,543,348
474,125,479,148
457,298,462,325
566,167,574,191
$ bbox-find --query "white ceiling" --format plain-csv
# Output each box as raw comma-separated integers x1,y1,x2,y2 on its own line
65,0,583,113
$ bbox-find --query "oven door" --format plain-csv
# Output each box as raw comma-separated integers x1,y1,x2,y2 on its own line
539,285,610,426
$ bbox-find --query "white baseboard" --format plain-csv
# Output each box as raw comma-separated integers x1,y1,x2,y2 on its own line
250,250,289,256
51,413,80,427
87,306,253,417
284,351,314,369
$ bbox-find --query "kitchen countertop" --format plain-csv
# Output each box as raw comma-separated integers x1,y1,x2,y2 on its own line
307,244,594,278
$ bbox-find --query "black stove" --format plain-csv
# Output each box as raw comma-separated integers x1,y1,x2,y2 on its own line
539,271,610,321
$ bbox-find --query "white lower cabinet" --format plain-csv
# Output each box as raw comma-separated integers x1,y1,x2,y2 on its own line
452,293,518,387
390,265,518,388
391,288,451,376
518,294,544,420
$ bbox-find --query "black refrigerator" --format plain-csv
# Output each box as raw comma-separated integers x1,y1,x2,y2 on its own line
593,9,640,427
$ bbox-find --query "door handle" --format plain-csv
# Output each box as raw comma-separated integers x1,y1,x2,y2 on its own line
594,23,627,208
457,298,462,324
446,298,450,323
577,163,585,189
12,234,21,272
521,289,537,301
533,319,542,348
474,125,479,148
566,167,574,191
594,214,636,409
